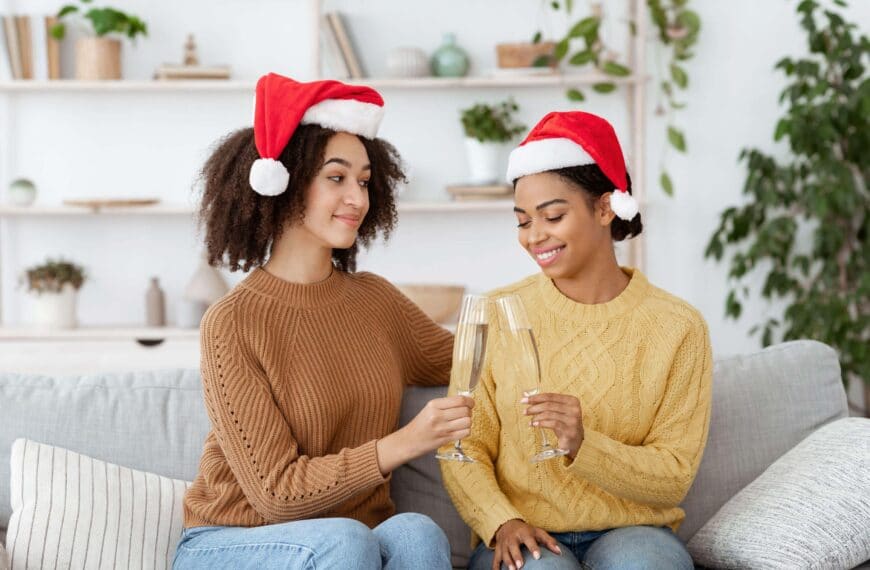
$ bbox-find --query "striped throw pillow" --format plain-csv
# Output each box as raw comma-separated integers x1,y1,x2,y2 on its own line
5,439,191,570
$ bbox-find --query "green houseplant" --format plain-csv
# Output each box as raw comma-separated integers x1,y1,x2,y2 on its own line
460,99,526,184
705,0,869,412
22,258,87,329
50,0,148,80
532,1,701,196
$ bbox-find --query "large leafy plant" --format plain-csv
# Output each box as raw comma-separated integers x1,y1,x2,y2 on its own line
706,1,868,394
50,0,148,41
533,1,700,196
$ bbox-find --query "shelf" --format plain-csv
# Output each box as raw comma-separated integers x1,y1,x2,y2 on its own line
0,200,514,217
0,326,199,341
0,74,643,93
0,204,196,216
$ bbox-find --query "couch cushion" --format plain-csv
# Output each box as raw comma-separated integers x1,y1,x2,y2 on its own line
0,370,208,531
687,418,870,569
5,439,190,570
677,340,848,541
392,386,471,568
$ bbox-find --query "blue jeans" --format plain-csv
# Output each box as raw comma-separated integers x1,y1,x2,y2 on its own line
172,512,451,569
468,526,693,570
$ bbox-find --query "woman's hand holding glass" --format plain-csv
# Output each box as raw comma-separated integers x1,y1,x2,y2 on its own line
521,392,584,459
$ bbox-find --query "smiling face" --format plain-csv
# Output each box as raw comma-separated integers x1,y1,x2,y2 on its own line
292,131,372,250
513,171,616,280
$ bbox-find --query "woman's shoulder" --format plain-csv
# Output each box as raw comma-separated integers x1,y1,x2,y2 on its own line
641,276,708,333
485,273,542,300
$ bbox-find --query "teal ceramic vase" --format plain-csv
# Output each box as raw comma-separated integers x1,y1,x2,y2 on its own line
431,33,469,77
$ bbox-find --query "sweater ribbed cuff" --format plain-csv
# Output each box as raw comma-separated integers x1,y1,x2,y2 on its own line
565,428,611,482
478,504,526,548
346,439,389,489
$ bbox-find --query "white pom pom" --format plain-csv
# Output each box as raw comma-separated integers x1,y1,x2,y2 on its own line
249,158,290,196
609,189,638,221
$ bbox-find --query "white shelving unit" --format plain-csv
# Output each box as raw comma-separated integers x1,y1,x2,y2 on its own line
0,0,647,343
0,73,643,93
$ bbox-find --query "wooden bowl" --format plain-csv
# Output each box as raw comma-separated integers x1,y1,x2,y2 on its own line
397,284,466,324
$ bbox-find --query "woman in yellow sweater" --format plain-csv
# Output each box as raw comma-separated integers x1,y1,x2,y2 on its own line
174,74,471,569
441,111,712,570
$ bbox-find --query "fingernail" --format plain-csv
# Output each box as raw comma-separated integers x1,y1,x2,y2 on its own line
520,397,528,404
532,421,539,426
509,565,515,570
555,546,562,554
516,561,523,569
533,551,541,560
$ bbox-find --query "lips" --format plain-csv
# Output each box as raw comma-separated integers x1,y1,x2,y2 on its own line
532,246,564,267
334,214,361,228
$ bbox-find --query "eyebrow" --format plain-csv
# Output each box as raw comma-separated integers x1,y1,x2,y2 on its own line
513,199,569,214
323,157,371,171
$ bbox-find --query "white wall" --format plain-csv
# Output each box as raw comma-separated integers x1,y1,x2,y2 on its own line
1,0,868,363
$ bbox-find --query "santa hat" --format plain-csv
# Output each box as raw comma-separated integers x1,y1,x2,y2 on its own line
249,73,385,196
505,111,639,221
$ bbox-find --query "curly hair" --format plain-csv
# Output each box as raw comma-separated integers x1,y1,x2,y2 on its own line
549,164,643,241
198,124,405,272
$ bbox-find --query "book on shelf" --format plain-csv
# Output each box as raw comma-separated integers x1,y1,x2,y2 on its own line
153,64,231,80
44,16,60,79
14,16,33,79
320,14,350,79
2,15,22,79
1,14,61,80
326,11,364,79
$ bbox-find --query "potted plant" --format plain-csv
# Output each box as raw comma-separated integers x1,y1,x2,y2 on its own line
460,99,526,184
50,1,148,80
21,259,86,329
705,1,868,414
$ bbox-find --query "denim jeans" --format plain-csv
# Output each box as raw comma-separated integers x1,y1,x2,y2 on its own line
172,512,451,569
467,526,693,570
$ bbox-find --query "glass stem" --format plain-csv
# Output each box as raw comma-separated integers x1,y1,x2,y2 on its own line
538,428,553,450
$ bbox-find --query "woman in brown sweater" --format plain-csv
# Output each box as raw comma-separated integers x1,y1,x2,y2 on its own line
173,74,471,569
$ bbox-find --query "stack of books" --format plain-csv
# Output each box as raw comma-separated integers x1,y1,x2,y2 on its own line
2,14,61,80
321,11,365,79
446,184,513,201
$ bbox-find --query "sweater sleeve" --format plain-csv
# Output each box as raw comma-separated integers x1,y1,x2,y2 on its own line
387,282,454,387
200,301,387,523
440,357,525,547
566,318,713,508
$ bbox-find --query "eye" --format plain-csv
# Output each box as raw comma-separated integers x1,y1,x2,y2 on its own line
328,175,344,183
517,220,531,229
359,179,370,189
546,214,565,223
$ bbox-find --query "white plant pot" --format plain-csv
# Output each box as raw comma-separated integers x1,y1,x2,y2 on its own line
32,285,78,329
464,137,504,185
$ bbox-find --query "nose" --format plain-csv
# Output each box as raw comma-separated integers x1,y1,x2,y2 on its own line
526,221,547,245
342,181,367,209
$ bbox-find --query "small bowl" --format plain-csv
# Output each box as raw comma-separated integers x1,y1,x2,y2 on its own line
397,284,466,324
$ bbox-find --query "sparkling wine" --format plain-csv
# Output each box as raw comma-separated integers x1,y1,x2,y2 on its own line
454,322,488,394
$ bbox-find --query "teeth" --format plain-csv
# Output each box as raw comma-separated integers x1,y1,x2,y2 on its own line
536,247,563,261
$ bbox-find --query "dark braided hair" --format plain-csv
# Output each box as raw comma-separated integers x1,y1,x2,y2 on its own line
198,124,405,272
549,164,643,241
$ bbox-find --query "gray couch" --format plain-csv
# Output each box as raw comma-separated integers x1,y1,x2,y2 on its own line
0,340,864,568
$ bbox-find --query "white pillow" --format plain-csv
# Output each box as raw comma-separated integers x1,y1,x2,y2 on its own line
687,418,870,569
5,439,191,570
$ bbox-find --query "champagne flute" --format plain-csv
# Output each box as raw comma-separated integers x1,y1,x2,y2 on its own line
496,294,569,463
436,294,489,463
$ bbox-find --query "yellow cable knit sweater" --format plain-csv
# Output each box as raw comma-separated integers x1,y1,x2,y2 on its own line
441,268,713,548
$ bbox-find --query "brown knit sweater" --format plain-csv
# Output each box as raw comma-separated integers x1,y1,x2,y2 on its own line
183,268,453,529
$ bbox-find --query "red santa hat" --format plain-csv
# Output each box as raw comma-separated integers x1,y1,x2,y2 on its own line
249,73,385,196
505,111,639,221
